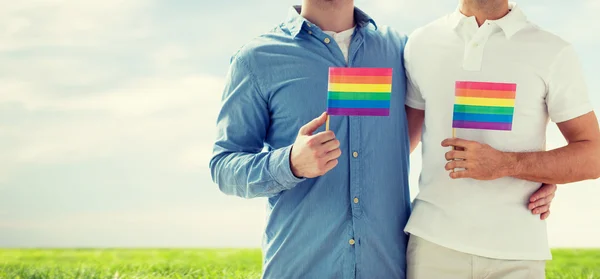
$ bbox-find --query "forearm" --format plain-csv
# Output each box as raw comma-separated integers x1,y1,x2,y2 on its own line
209,145,304,198
405,106,424,154
409,131,421,154
504,140,600,184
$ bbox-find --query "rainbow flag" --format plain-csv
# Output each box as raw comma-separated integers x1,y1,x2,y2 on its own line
452,81,517,131
327,67,393,116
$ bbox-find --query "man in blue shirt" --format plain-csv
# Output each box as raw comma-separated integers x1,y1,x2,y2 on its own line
210,1,555,278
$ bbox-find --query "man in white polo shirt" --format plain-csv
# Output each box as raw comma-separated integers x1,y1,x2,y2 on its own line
404,1,600,278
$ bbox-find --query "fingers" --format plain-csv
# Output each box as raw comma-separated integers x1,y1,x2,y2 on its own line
528,193,555,210
531,204,550,215
528,183,556,218
445,160,468,171
530,184,557,202
299,112,328,135
529,184,557,202
449,170,469,179
441,138,472,149
324,148,342,161
323,159,339,173
541,211,551,220
321,139,341,153
312,131,336,146
445,150,467,161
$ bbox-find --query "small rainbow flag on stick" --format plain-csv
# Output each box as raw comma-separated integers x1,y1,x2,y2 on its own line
327,67,393,117
452,81,517,131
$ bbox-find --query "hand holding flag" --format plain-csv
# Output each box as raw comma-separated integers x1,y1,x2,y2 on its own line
443,137,557,219
448,81,517,172
290,112,342,178
442,138,512,180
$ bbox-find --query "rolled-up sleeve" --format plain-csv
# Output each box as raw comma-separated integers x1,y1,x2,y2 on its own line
209,55,304,199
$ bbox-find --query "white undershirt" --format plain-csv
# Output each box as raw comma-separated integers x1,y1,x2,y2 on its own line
324,27,355,63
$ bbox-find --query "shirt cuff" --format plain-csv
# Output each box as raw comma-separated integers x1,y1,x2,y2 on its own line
268,145,305,190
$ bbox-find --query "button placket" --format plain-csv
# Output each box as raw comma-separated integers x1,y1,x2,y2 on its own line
462,29,490,71
349,117,363,218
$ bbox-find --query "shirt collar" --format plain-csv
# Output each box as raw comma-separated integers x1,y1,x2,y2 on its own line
449,2,528,39
285,5,377,38
493,3,528,38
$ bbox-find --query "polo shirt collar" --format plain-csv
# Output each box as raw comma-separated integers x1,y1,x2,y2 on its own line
449,2,528,39
285,5,377,38
493,3,528,39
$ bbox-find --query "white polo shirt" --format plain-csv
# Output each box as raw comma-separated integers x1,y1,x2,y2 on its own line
404,3,593,260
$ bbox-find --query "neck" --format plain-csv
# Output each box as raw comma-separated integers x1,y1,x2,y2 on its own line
459,0,510,26
300,0,355,32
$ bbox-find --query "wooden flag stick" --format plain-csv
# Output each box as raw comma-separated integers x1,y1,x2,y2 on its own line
451,128,456,172
326,115,330,131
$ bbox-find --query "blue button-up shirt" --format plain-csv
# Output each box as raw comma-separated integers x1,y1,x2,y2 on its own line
210,6,411,279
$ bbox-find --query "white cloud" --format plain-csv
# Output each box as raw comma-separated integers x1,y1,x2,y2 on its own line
1,74,224,167
0,202,266,247
0,56,121,88
362,0,451,16
359,0,455,31
0,0,151,50
152,44,191,72
536,1,599,45
177,144,216,171
547,179,600,248
586,0,600,10
0,65,223,114
56,75,222,115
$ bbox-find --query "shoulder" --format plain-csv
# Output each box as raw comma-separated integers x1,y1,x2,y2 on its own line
522,23,570,47
407,15,449,48
402,15,449,66
364,24,409,51
369,25,409,45
517,23,572,53
230,23,292,66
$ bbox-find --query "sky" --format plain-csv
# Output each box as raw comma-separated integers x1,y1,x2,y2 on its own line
0,0,598,248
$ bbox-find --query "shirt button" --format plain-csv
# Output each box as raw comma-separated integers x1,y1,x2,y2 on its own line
353,197,359,204
349,239,356,245
324,37,331,44
473,42,479,47
352,151,358,158
307,23,312,27
308,30,312,35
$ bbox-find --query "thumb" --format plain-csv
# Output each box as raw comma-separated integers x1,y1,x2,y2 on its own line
299,112,328,135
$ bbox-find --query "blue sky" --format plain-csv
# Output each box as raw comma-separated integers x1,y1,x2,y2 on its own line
0,0,598,248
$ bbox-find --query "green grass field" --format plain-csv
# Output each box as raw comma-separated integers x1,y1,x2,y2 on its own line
0,249,598,279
